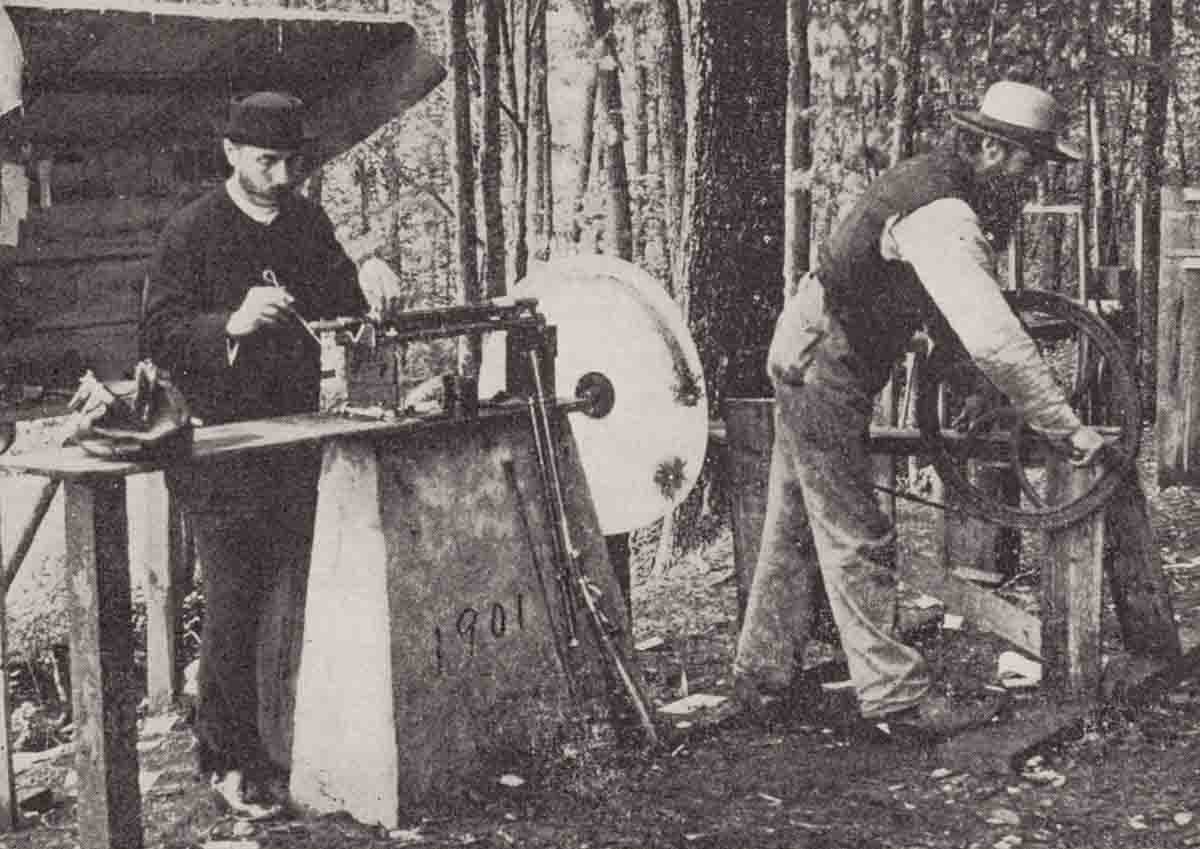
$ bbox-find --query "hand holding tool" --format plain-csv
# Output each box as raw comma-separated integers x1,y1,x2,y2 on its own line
262,268,323,345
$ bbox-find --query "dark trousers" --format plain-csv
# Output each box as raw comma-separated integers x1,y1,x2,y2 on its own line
172,450,319,778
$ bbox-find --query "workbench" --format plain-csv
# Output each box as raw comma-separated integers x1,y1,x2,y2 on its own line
0,399,614,848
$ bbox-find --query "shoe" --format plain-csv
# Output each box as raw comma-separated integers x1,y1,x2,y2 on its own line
248,767,290,810
728,673,819,730
732,673,787,715
210,770,283,821
875,689,1009,743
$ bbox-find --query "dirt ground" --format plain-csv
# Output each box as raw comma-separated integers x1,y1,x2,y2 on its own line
8,445,1200,849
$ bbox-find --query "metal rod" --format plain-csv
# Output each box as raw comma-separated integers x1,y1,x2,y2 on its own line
502,459,577,700
525,393,580,648
1,478,59,595
525,348,661,747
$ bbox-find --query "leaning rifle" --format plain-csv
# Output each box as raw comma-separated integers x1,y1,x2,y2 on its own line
524,348,661,748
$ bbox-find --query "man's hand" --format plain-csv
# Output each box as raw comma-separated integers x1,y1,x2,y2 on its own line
949,382,1007,433
225,286,298,338
1066,425,1106,467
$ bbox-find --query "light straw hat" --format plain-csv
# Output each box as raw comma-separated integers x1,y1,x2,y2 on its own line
950,81,1082,162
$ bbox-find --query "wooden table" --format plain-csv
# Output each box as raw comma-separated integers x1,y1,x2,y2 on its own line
0,402,551,849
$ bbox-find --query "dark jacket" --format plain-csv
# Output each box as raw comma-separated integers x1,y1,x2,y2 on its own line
816,151,983,396
141,185,367,506
141,186,367,426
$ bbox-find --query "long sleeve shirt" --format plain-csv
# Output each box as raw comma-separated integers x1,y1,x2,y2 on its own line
882,198,1082,436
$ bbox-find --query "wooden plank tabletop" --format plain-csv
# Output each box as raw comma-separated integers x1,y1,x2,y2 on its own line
0,400,545,480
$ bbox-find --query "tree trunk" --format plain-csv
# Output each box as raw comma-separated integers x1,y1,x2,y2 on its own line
647,66,671,274
449,0,480,370
500,0,529,281
783,0,812,292
890,0,923,165
1173,82,1190,187
634,62,650,262
1038,167,1066,293
657,0,687,292
570,63,599,246
541,81,555,254
1140,0,1171,415
1085,0,1116,269
679,0,786,405
480,0,507,298
528,6,550,261
599,58,633,261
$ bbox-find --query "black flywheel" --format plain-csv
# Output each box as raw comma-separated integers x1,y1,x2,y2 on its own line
915,290,1140,530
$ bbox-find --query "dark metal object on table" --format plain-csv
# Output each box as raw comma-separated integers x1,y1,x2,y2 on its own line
309,298,546,344
316,298,549,414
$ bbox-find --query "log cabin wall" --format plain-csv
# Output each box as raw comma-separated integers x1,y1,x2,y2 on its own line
0,142,221,386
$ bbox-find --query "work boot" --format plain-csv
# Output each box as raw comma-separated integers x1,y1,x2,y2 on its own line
874,689,1009,743
732,673,787,717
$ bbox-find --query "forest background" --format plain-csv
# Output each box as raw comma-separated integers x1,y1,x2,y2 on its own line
311,0,1178,411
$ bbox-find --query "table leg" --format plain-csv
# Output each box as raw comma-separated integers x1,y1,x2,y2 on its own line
134,473,181,713
0,575,16,830
65,478,143,849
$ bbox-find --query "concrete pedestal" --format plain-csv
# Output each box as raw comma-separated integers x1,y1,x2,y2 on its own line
289,411,624,825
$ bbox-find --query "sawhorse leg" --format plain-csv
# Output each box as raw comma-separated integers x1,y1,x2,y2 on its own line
1042,458,1105,696
65,478,143,849
1043,460,1182,697
0,477,62,831
0,572,15,830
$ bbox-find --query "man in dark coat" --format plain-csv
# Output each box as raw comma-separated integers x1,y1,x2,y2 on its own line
141,91,368,818
733,81,1105,739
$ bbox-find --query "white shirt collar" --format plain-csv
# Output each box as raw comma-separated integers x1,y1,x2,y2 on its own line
224,177,280,225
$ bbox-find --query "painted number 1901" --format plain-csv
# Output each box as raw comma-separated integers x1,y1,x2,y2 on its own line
433,593,526,674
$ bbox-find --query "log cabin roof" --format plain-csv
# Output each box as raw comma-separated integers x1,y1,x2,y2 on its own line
0,0,445,159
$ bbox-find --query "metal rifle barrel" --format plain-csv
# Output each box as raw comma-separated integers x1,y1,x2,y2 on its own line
525,349,660,747
524,366,580,648
526,351,577,565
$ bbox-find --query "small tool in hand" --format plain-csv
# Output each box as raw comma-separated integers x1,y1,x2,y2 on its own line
262,268,322,344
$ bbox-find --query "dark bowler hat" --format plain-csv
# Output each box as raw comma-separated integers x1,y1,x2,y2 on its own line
223,91,316,150
950,81,1082,163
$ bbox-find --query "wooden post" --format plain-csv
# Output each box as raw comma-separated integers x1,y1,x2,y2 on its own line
1041,458,1105,697
65,478,143,849
1095,266,1138,365
1077,209,1091,302
130,473,180,713
1156,186,1200,486
941,459,1021,583
874,371,899,520
1008,214,1025,290
0,564,16,833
